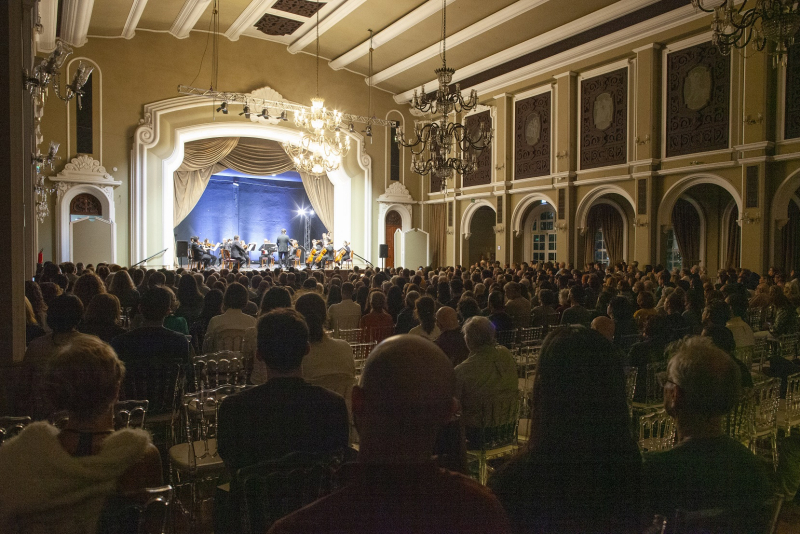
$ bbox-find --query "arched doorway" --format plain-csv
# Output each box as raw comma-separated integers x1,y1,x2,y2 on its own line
584,201,626,268
466,206,497,265
385,210,402,268
779,191,800,274
521,202,557,264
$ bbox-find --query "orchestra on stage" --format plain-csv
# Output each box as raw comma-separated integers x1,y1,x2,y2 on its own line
189,232,351,270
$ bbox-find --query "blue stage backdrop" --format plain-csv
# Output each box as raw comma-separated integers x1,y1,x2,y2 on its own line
174,171,327,262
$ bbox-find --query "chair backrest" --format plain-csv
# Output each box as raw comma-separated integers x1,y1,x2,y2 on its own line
545,312,561,329
725,388,755,444
777,333,799,360
734,345,754,370
518,326,544,346
114,400,149,429
306,373,354,403
623,366,638,406
351,342,376,376
0,416,31,445
121,360,186,416
179,385,238,470
336,327,362,344
753,337,771,372
193,351,247,390
752,377,781,435
97,485,173,534
496,329,517,348
638,409,676,452
672,494,783,534
361,325,394,344
645,361,668,405
784,372,800,424
206,328,248,353
748,308,763,332
621,334,643,353
465,391,521,451
233,451,342,534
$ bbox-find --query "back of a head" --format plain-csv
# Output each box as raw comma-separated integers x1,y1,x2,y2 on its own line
405,290,420,308
201,289,224,317
726,293,748,319
704,300,731,326
532,326,631,451
359,335,455,433
85,293,121,324
224,282,249,310
140,286,172,322
488,290,505,310
667,336,741,418
295,293,327,343
47,294,85,332
569,285,585,306
370,290,386,312
643,314,669,339
463,316,496,351
436,305,459,332
44,336,124,423
256,309,309,372
702,325,737,356
260,286,292,314
457,297,480,322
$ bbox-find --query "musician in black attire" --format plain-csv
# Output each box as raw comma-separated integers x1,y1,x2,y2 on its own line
229,235,247,269
336,241,351,267
323,240,335,265
191,236,215,268
276,229,291,269
259,239,275,266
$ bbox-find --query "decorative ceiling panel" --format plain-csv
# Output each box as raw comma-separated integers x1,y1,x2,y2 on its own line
273,0,326,18
255,13,304,36
665,41,730,157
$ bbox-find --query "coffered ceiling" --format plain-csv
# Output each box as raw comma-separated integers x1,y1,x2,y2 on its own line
37,0,698,102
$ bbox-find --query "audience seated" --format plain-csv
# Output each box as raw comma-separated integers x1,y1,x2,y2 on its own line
203,282,256,352
530,289,556,328
269,335,511,534
0,337,162,533
486,291,514,335
641,336,773,522
217,309,349,472
110,287,190,366
327,282,362,333
435,306,470,366
409,295,441,341
504,282,531,329
489,326,641,534
609,295,639,346
359,291,394,343
628,315,671,403
242,285,293,385
394,290,420,335
560,285,592,326
78,294,127,343
455,317,517,440
24,296,46,345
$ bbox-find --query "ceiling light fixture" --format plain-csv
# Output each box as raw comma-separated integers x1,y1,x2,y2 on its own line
258,108,270,120
216,101,228,114
282,0,350,176
397,0,492,192
239,104,251,118
691,0,800,67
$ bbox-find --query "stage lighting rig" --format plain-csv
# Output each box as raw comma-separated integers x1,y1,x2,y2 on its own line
239,105,251,118
257,108,270,120
216,102,228,114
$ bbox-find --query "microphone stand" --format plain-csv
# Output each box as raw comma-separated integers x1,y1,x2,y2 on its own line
351,252,373,268
131,248,168,268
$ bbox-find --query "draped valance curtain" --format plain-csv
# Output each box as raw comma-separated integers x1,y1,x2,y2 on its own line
672,198,701,268
173,137,333,229
725,205,740,269
584,203,624,266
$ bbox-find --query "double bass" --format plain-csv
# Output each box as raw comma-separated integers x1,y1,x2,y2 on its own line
314,242,327,265
334,241,349,263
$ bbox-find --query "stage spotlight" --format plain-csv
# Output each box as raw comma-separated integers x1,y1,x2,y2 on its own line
233,177,240,187
348,123,355,133
309,209,314,216
239,105,251,118
257,108,269,120
280,110,288,121
216,102,228,114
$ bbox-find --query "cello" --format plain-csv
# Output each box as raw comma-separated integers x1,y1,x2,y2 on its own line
306,240,319,266
334,241,349,263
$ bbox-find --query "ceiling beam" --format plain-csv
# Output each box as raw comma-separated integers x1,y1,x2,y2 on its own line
225,0,273,40
329,0,456,71
368,0,553,86
170,0,213,39
286,0,365,55
36,0,59,52
60,0,95,47
122,0,149,40
394,0,661,101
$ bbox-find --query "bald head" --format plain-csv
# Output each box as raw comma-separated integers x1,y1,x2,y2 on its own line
436,306,460,332
591,316,615,342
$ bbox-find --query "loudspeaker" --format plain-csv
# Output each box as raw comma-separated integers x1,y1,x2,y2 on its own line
176,240,189,258
379,244,389,259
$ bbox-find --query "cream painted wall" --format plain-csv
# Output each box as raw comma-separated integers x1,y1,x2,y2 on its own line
37,31,414,266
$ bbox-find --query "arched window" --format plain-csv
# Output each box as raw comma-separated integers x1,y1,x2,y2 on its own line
69,193,102,222
665,229,682,272
594,230,609,265
531,209,556,262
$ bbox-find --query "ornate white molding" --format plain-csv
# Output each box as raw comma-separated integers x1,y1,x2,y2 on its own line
35,0,59,53
60,0,94,47
170,0,213,39
224,0,273,42
287,0,366,54
51,155,121,185
377,182,415,204
122,0,149,40
493,224,505,234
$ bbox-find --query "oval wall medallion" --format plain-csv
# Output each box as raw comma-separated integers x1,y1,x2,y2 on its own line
683,65,712,111
593,92,614,131
525,113,542,146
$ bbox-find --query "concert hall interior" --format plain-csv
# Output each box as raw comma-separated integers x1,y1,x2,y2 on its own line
3,0,800,530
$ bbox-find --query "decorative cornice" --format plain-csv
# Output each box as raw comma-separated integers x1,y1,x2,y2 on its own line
369,0,554,86
122,0,149,40
36,0,59,53
60,0,94,47
377,182,415,204
170,0,213,39
287,0,366,54
51,155,121,186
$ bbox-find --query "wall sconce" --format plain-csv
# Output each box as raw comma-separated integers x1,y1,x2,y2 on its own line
447,228,454,235
688,160,703,166
743,113,764,126
739,211,761,224
633,217,649,228
634,135,650,145
555,151,569,160
32,141,60,172
555,222,569,232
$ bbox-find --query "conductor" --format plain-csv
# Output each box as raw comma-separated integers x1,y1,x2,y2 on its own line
276,229,291,269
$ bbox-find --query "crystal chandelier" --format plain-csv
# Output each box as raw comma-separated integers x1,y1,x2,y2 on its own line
692,0,800,67
397,0,492,191
282,0,349,176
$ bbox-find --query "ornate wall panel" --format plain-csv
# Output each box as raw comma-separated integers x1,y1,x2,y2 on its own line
463,110,492,188
580,68,628,170
254,14,304,36
665,42,730,157
514,92,551,179
272,0,325,17
786,39,800,140
70,193,102,216
557,188,565,220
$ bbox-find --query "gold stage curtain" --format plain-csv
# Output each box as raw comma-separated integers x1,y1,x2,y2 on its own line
298,171,335,235
429,203,447,267
220,137,295,176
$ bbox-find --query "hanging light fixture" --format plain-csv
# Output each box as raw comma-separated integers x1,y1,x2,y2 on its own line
397,0,492,192
282,0,350,176
691,0,800,67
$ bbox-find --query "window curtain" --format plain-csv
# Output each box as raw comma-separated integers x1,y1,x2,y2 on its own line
584,206,601,265
672,198,701,268
725,205,740,269
298,171,335,235
598,204,624,266
173,137,239,226
782,201,800,274
174,137,297,226
429,203,447,267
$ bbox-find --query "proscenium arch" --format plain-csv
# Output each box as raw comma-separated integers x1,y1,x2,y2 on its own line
461,199,496,240
657,173,742,269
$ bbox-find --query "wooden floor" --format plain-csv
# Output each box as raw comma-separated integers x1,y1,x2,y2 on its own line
776,497,800,534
